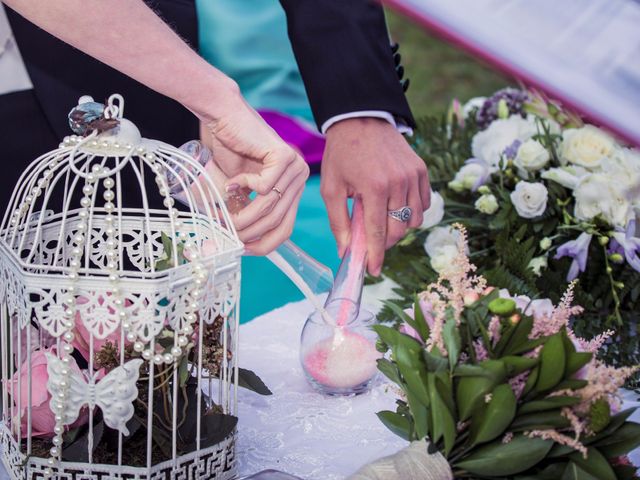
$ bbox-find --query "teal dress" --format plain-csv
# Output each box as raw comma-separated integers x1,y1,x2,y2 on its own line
196,1,338,321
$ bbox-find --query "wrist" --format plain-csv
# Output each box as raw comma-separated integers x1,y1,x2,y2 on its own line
325,116,396,140
178,66,242,124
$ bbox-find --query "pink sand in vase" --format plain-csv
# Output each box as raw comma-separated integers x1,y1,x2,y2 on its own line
303,329,381,389
301,197,379,393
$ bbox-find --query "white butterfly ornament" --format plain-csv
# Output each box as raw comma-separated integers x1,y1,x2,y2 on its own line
46,354,144,435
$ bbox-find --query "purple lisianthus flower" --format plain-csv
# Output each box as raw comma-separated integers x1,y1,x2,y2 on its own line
503,139,522,160
554,232,593,281
476,88,529,130
611,220,640,273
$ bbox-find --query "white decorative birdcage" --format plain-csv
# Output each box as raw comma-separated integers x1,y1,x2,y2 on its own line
0,95,243,479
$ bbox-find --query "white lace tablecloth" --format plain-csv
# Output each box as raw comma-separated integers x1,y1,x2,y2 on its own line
1,297,638,479
235,299,405,479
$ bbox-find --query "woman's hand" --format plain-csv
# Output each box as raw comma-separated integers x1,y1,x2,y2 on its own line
201,92,309,255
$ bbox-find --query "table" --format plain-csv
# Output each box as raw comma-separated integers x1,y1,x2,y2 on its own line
1,298,638,479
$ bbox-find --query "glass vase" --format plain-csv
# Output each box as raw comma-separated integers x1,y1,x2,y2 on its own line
300,299,381,395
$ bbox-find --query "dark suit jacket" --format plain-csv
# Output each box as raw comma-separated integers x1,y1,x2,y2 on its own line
279,0,416,130
5,0,200,146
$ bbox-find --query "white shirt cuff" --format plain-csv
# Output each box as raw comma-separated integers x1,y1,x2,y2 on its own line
321,110,413,136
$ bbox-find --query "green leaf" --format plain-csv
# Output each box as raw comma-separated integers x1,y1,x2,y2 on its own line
518,395,581,415
406,390,430,441
522,366,539,397
562,462,600,480
443,317,461,369
502,355,538,376
510,410,571,431
373,325,422,354
454,434,553,476
569,447,616,480
62,421,105,462
554,379,589,391
535,332,566,392
377,358,402,385
178,353,190,387
395,345,430,407
428,374,456,455
413,294,431,340
469,383,517,446
565,352,593,378
423,350,449,373
595,422,640,458
502,315,534,355
238,368,272,395
185,413,237,451
161,231,173,257
456,360,506,421
377,410,411,441
587,409,636,445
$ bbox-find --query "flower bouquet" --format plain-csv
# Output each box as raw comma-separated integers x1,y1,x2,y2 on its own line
375,226,640,479
375,88,640,383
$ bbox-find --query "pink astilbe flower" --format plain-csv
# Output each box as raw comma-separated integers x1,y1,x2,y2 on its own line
488,316,501,346
509,372,529,399
530,282,583,339
420,225,487,352
473,339,489,361
528,426,588,458
574,330,615,354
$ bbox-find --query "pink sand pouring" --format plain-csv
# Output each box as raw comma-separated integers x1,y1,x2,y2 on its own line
301,197,381,395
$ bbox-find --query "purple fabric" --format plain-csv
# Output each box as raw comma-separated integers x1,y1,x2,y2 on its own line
259,110,325,167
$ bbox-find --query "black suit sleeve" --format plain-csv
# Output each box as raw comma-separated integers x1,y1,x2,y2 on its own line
279,0,416,131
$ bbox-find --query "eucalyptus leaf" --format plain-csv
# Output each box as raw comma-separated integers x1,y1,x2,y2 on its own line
395,344,430,407
562,463,600,480
377,358,403,385
454,435,553,476
595,422,640,458
535,333,566,392
377,410,411,441
470,383,517,446
510,410,571,431
568,447,616,480
443,317,461,370
517,395,581,415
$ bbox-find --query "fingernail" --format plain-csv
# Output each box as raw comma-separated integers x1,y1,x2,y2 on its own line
226,183,240,192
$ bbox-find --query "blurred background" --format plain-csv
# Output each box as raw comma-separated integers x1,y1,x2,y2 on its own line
385,9,509,117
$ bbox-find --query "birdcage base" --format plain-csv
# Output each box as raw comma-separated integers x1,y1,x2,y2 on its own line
0,425,236,480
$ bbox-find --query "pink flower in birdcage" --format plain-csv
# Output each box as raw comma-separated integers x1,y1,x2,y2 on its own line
8,348,92,438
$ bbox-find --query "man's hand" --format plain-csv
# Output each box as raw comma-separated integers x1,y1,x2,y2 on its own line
321,117,430,276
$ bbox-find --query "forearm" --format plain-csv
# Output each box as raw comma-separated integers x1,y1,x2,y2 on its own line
3,0,237,122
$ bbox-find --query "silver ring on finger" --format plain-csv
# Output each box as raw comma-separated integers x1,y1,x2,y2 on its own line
388,206,412,223
272,187,283,200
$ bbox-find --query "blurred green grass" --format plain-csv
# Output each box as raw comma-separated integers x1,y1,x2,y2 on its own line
386,9,511,118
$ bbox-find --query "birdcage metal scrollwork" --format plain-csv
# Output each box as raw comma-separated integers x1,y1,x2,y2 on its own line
0,94,243,480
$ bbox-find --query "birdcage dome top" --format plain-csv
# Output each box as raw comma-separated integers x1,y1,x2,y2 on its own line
0,94,242,281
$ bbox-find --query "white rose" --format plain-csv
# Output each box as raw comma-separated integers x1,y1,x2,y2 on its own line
528,256,548,276
449,160,490,192
600,148,640,202
475,194,499,215
424,226,461,258
541,165,589,190
510,181,548,218
514,139,550,174
559,125,617,169
430,245,459,274
574,173,632,227
471,115,538,168
421,191,445,229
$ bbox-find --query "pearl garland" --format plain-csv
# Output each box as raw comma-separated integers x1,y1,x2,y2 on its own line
44,167,96,478
10,158,59,226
